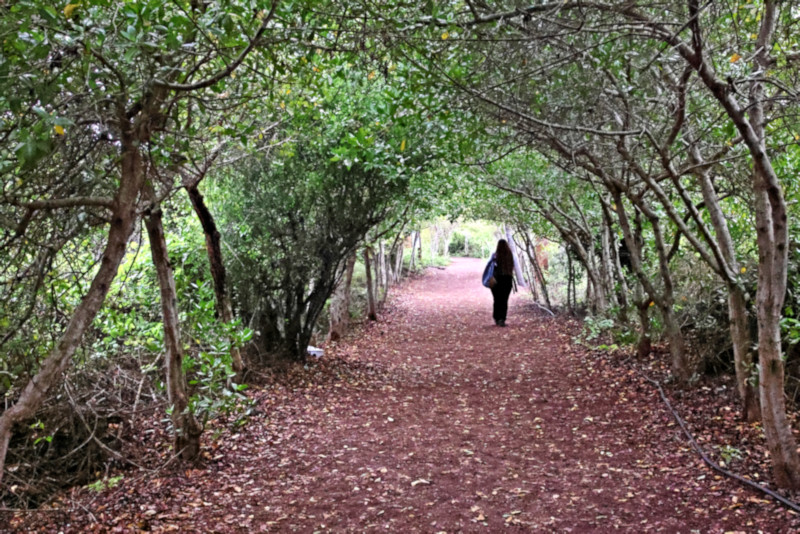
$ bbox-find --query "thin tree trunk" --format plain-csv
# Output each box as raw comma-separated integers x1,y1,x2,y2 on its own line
585,276,593,310
379,241,392,308
612,189,688,381
526,232,551,309
729,287,759,420
328,253,357,342
563,236,606,312
691,147,759,421
364,247,377,321
391,225,408,283
378,241,387,298
567,251,574,312
750,10,799,486
386,244,395,287
186,183,243,377
600,220,618,308
604,205,630,325
409,231,418,271
0,135,145,484
144,189,202,461
681,0,799,486
517,239,535,299
635,288,652,358
394,239,404,282
649,214,690,382
504,226,526,287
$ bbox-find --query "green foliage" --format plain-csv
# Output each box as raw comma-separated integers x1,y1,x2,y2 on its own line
29,420,52,446
87,475,124,493
575,316,615,345
88,202,252,426
217,136,405,359
719,445,743,464
447,221,500,258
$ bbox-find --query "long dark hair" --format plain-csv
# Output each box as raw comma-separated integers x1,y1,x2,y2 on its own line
495,239,514,276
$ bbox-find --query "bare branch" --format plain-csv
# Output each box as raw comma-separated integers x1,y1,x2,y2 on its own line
6,197,115,210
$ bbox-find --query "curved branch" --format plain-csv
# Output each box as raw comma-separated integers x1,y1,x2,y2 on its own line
152,2,279,92
7,197,115,210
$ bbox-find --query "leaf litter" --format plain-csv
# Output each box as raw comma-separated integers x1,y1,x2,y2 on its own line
5,257,799,533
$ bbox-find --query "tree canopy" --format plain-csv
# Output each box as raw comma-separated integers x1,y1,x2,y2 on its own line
4,0,800,504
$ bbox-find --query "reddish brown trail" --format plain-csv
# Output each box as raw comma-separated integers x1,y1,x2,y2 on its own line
7,257,798,532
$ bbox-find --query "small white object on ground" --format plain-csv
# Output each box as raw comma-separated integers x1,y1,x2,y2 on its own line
307,345,324,358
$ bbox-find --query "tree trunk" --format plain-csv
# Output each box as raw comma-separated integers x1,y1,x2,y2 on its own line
386,243,396,287
328,254,357,342
754,162,800,487
690,148,759,421
0,135,145,484
728,287,760,421
417,230,422,264
567,251,574,311
185,183,243,377
394,239,404,283
378,240,387,298
679,0,800,486
564,234,607,312
526,232,551,309
746,0,800,487
612,189,688,381
144,190,202,461
585,276,593,310
635,290,652,358
504,226,526,288
364,247,377,321
605,205,630,326
599,220,618,309
649,214,690,382
409,231,418,271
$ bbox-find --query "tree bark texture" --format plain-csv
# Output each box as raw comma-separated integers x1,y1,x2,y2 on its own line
612,190,687,380
378,241,387,298
690,151,759,421
504,227,526,288
328,254,357,342
648,214,690,382
747,1,800,487
393,239,404,283
409,231,418,271
0,134,145,484
525,232,551,309
675,0,800,485
144,193,202,461
364,247,377,321
186,183,244,377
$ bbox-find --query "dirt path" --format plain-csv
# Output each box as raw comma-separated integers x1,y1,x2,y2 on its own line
8,258,799,532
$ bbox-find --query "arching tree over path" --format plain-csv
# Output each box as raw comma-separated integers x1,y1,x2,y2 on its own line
359,0,800,489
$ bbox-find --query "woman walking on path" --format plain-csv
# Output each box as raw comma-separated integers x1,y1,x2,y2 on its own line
490,239,515,327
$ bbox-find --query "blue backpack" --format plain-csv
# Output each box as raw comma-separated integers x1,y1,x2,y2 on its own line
482,256,497,288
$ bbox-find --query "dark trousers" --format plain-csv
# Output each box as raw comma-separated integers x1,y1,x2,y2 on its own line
491,274,513,321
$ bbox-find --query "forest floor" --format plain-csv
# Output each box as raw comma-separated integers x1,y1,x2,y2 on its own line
5,257,800,533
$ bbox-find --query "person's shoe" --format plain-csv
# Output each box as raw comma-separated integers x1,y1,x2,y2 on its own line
499,320,507,327
494,319,501,326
